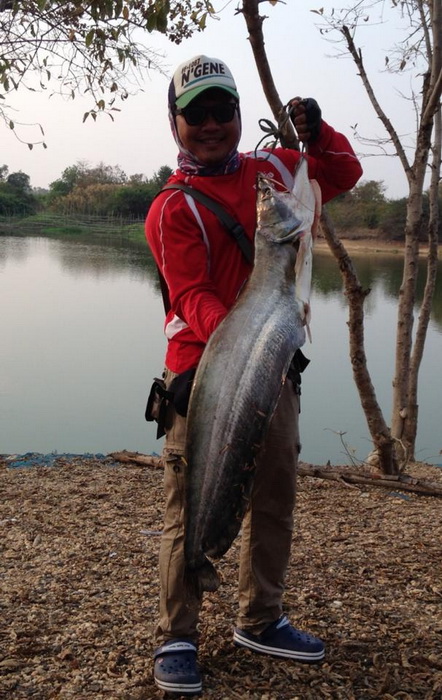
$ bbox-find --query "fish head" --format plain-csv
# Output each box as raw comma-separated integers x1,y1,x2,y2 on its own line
256,173,305,244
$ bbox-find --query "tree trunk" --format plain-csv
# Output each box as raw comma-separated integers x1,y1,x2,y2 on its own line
390,188,421,455
391,118,435,460
320,210,399,474
403,107,441,457
240,0,299,150
338,2,442,469
399,0,442,458
240,0,399,474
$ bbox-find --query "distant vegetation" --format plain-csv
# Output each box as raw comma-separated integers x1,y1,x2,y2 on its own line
0,165,39,217
0,162,172,221
0,162,174,241
1,161,441,242
46,162,174,218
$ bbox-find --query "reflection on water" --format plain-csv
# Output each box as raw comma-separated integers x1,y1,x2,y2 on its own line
313,249,442,330
1,235,440,465
0,234,31,267
0,235,166,457
52,238,160,283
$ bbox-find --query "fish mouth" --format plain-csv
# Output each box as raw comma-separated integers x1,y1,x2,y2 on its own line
257,173,305,243
257,173,285,196
259,181,276,201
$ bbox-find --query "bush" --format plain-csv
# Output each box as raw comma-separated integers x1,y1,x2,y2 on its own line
0,182,39,216
110,184,154,217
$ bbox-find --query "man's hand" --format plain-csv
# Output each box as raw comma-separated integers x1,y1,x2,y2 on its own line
288,97,322,144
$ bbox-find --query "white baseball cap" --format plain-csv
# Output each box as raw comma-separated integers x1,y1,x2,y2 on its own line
168,55,239,109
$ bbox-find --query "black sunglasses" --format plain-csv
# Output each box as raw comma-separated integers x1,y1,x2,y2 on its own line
174,102,238,126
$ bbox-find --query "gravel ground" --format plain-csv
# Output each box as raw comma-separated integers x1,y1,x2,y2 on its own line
1,454,442,699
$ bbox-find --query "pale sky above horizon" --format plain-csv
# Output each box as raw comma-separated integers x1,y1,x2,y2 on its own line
1,1,424,199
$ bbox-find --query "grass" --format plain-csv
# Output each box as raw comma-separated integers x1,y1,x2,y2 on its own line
0,213,146,244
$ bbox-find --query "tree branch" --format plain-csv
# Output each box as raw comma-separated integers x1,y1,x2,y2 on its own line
341,24,412,180
109,451,442,497
240,0,299,149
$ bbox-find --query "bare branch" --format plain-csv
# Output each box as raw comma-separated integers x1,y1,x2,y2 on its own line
423,0,442,123
341,24,412,180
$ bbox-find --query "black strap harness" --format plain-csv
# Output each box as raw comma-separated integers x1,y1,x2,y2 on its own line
160,183,254,265
155,183,253,313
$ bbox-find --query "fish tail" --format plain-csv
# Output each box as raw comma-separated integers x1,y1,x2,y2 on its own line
185,557,221,597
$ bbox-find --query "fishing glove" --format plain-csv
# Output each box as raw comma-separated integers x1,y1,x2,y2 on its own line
293,98,322,144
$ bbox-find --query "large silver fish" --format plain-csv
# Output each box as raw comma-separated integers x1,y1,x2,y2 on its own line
184,157,317,595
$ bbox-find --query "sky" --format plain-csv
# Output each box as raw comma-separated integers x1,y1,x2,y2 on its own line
1,1,423,199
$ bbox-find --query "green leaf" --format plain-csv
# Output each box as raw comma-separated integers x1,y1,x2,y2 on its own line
28,143,34,150
9,120,14,129
156,8,168,33
199,12,207,30
85,29,95,47
147,12,157,31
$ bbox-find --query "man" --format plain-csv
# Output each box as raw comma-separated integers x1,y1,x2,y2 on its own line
145,55,362,696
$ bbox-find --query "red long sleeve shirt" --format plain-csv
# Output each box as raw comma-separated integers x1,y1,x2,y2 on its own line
145,120,362,373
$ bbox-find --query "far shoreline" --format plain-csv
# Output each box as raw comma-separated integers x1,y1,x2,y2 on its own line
314,236,439,256
1,224,439,258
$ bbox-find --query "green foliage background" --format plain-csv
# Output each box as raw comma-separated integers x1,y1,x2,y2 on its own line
1,161,441,243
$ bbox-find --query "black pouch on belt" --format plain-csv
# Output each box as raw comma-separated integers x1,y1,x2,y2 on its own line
287,348,310,394
145,377,174,439
168,367,197,418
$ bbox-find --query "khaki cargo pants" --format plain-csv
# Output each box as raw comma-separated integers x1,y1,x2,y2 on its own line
155,369,301,644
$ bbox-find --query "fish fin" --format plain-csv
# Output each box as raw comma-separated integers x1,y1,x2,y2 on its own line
185,558,221,597
310,178,322,240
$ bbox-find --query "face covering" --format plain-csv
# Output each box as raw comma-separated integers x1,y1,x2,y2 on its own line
169,105,242,176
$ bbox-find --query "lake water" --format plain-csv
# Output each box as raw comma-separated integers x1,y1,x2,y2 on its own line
1,235,441,466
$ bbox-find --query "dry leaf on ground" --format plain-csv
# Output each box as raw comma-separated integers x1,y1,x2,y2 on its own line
1,456,441,699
